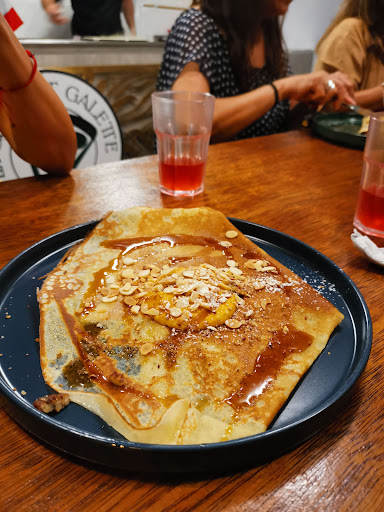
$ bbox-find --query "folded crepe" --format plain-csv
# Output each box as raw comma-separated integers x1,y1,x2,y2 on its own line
37,207,344,444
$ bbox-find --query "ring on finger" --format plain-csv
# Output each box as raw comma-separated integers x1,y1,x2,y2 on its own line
326,79,336,92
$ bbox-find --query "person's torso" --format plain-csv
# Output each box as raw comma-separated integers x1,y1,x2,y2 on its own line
71,0,123,36
157,9,289,140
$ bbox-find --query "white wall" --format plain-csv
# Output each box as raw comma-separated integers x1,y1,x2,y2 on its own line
283,0,342,50
14,0,342,53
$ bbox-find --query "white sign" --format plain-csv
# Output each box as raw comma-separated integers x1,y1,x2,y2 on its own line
0,70,122,181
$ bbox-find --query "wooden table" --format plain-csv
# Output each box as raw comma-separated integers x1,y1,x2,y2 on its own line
0,131,383,511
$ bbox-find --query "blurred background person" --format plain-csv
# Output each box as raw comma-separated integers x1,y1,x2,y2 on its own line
156,0,355,142
315,0,384,111
0,12,76,175
41,0,136,37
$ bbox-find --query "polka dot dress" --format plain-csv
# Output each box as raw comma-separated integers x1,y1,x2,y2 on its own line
156,9,290,140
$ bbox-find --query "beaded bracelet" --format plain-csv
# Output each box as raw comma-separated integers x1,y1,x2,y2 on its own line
0,50,37,105
270,82,279,106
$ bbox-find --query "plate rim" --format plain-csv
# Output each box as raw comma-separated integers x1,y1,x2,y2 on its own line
312,112,366,150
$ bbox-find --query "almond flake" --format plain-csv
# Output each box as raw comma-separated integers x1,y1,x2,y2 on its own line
138,269,151,278
225,230,238,239
219,241,232,247
131,305,140,314
146,308,160,316
102,295,118,303
225,319,242,328
170,307,182,318
229,267,243,276
122,257,136,265
122,269,135,279
226,260,238,268
140,343,154,355
123,297,137,306
105,276,115,284
183,270,194,278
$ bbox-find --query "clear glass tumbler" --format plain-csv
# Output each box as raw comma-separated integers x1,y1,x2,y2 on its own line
152,91,215,197
353,112,384,238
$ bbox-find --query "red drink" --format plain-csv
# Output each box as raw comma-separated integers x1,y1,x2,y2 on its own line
159,156,205,194
354,156,384,237
155,131,210,196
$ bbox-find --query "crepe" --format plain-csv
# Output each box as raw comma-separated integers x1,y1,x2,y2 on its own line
37,207,344,445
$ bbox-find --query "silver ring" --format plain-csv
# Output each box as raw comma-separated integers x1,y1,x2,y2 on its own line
326,79,336,91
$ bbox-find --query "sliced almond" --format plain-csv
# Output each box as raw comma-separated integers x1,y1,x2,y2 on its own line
225,230,238,239
219,241,232,247
170,307,182,318
123,297,137,306
140,343,154,355
226,260,238,268
146,308,160,316
102,295,118,303
120,285,138,296
131,305,140,314
182,270,195,278
122,269,135,279
122,257,136,265
228,267,243,276
225,319,242,328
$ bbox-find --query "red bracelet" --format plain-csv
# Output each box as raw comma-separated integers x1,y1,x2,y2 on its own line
0,49,37,95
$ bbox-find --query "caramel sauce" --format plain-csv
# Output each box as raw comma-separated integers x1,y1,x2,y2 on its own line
102,235,232,255
82,258,119,314
225,325,313,409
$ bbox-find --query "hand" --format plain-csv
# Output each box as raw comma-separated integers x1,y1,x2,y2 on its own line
278,71,356,110
45,3,70,25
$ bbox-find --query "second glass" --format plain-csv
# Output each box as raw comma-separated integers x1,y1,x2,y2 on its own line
152,91,215,197
353,112,384,238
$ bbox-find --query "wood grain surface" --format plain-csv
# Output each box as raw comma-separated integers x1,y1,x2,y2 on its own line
0,130,383,512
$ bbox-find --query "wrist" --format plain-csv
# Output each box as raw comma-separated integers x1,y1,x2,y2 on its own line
273,78,290,102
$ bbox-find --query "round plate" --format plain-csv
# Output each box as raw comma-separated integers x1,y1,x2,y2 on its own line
312,112,366,150
0,219,372,473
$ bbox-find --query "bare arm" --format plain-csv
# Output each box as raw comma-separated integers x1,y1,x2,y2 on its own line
41,0,69,25
355,85,383,110
316,62,383,111
122,0,136,35
173,62,355,142
0,14,77,175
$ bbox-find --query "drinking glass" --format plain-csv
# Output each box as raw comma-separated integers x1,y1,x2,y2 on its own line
353,112,384,238
152,91,215,197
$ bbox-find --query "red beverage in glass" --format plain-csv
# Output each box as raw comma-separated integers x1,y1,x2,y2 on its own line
159,156,205,193
155,131,210,196
354,156,384,237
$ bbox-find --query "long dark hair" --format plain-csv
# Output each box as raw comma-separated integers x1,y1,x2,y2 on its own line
316,0,384,48
192,1,287,90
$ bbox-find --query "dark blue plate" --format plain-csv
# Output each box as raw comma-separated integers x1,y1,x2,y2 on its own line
0,219,372,473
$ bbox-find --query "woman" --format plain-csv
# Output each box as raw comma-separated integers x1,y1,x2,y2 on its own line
315,0,384,111
0,13,76,175
156,0,355,142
